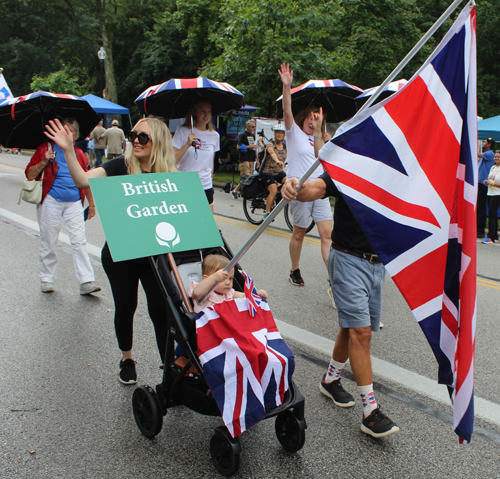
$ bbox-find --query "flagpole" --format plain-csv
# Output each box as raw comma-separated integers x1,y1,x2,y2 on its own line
198,0,467,305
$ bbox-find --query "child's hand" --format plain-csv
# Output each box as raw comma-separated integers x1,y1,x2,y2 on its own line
257,289,268,300
212,269,228,283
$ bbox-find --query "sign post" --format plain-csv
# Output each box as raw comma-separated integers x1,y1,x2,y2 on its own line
89,172,222,261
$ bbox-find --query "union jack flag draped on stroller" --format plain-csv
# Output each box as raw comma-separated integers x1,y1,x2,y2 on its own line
319,4,477,443
196,273,295,438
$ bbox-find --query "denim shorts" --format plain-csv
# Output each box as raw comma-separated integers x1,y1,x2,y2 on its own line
289,197,332,228
328,248,385,332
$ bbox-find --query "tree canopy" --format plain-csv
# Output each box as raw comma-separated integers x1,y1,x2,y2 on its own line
1,0,498,120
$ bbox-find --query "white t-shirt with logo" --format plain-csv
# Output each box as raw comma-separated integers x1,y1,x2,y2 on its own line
285,120,324,180
172,126,220,189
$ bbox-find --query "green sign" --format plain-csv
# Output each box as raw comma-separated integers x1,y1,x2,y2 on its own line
89,172,222,261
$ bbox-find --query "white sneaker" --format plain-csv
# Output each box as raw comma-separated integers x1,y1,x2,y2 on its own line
41,282,54,293
230,190,238,199
379,322,384,329
80,282,101,295
327,287,337,310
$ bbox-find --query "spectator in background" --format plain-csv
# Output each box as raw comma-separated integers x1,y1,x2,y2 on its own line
90,119,106,167
75,136,90,166
477,137,495,238
482,150,500,244
231,120,258,199
102,119,125,161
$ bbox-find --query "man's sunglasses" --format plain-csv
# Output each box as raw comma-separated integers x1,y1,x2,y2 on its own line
128,131,151,145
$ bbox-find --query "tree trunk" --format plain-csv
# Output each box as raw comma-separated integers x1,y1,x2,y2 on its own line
99,17,118,103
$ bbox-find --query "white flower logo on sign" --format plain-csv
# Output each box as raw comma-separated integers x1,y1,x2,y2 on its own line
155,222,180,248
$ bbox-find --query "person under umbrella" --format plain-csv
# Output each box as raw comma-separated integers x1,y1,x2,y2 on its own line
278,63,333,296
172,99,220,212
44,117,177,386
24,118,101,295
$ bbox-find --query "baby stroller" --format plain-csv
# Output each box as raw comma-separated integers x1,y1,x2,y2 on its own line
131,234,306,477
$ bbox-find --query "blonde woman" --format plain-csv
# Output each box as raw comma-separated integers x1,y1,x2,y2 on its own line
45,117,176,385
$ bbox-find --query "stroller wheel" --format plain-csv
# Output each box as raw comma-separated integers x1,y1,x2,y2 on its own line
275,410,306,453
132,385,163,438
210,426,241,477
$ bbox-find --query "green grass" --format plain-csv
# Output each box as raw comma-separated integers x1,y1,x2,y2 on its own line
213,171,241,185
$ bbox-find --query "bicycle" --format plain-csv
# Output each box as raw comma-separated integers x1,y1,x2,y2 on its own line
242,178,315,233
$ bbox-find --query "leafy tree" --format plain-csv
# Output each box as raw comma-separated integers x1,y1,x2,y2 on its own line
30,68,88,96
200,0,347,116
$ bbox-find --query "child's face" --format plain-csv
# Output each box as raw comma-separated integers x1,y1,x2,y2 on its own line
214,268,234,295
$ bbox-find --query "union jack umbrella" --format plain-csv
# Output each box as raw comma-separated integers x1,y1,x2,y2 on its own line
0,91,101,149
134,77,244,119
276,79,364,123
355,79,408,108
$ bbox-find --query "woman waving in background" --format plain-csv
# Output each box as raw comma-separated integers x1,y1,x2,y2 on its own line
278,63,333,292
172,99,220,212
25,118,100,296
44,117,176,386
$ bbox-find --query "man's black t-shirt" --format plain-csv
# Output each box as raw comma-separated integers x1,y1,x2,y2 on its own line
319,171,375,254
238,131,256,163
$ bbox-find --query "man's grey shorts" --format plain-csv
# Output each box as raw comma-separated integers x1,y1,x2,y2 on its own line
328,248,385,332
289,197,332,228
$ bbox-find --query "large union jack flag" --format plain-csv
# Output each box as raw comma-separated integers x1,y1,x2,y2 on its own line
319,4,476,443
196,284,295,438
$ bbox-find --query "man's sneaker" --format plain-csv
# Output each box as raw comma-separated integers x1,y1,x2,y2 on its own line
327,287,337,310
379,322,384,329
361,408,400,438
80,282,101,295
289,269,304,286
319,375,355,407
230,190,239,199
41,282,55,293
119,359,137,385
481,237,495,244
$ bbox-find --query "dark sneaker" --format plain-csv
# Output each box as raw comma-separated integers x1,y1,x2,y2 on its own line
119,359,137,385
230,190,239,199
361,408,400,438
289,269,304,286
319,375,355,407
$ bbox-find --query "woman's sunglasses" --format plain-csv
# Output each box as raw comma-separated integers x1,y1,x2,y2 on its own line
128,131,151,145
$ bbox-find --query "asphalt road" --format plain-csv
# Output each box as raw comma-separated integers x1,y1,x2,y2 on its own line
1,151,500,478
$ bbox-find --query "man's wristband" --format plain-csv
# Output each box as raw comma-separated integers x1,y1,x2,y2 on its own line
89,204,96,207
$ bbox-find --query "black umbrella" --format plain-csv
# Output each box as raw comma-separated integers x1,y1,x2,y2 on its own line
276,79,364,123
134,77,244,119
0,91,101,149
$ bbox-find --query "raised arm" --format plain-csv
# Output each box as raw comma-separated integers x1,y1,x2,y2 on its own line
313,107,325,158
278,63,294,131
44,119,107,188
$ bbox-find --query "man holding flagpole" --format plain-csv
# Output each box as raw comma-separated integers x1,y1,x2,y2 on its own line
282,107,400,438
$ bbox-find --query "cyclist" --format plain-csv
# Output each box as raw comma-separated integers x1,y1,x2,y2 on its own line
259,124,287,219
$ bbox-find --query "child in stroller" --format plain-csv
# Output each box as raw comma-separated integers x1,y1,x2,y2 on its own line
191,254,267,312
131,240,306,477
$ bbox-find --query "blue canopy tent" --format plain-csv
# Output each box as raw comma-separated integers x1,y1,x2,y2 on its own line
478,115,500,141
81,94,132,129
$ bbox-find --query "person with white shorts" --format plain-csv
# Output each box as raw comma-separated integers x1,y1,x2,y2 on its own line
278,63,333,293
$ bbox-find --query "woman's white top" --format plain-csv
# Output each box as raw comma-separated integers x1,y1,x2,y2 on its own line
172,126,220,190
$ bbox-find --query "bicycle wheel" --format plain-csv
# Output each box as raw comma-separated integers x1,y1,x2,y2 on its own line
243,196,267,225
284,203,315,234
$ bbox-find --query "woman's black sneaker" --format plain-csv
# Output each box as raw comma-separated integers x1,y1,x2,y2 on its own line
119,359,137,385
361,408,400,438
289,269,304,286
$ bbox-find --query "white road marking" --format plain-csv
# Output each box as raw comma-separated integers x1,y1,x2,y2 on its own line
1,206,499,428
